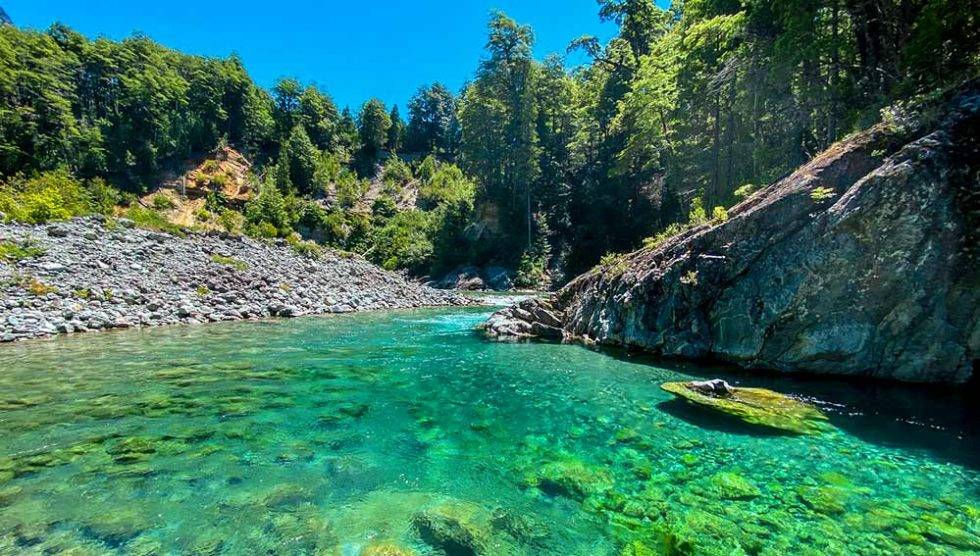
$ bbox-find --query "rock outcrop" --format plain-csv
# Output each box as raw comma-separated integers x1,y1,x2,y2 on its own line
0,217,470,342
484,84,980,383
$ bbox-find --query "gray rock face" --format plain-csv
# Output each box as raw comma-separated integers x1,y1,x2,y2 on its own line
484,86,980,384
0,219,471,342
433,265,516,291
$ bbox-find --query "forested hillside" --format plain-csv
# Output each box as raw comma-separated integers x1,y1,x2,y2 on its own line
1,0,977,286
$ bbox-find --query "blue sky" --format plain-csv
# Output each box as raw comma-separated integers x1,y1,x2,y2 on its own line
3,0,623,111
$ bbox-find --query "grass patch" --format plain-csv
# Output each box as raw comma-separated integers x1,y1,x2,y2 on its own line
123,206,184,235
0,239,46,263
210,254,248,271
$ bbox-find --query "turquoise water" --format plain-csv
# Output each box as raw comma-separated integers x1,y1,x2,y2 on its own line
1,306,979,555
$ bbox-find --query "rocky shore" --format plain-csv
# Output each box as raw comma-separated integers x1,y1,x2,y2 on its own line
0,217,470,342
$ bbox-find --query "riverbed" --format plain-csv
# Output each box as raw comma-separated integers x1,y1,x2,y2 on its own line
1,306,978,554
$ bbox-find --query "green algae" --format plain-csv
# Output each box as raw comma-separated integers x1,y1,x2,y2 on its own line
0,307,977,555
661,381,832,435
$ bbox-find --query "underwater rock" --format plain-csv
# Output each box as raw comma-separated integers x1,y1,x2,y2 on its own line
917,517,980,550
0,485,22,507
706,472,762,500
797,485,847,515
661,381,831,435
412,501,493,556
529,459,613,501
362,542,420,556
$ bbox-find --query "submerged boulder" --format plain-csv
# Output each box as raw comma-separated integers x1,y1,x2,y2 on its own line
483,84,980,384
661,381,831,435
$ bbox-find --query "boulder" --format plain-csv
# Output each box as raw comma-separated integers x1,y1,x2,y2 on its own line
482,85,980,384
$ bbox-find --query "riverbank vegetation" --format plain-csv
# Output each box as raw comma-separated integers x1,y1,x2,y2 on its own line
0,0,977,284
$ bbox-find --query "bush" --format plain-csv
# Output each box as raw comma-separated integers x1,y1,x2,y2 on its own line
418,163,475,209
382,157,412,186
711,206,729,223
0,239,46,263
218,209,244,234
244,180,290,236
0,171,93,223
336,171,368,209
370,210,433,272
246,221,279,239
287,233,323,259
643,222,687,250
151,194,176,210
123,206,184,235
371,195,398,219
210,254,248,271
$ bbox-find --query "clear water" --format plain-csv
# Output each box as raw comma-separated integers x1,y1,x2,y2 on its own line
1,306,979,555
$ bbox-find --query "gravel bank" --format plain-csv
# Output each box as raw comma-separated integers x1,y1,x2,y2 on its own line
0,217,470,342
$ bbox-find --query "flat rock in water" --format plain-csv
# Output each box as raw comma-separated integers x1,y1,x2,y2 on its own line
661,381,831,435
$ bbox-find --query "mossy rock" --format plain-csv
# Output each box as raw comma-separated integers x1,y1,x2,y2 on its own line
661,381,831,435
797,485,847,515
362,542,420,556
916,517,980,550
412,501,494,556
619,540,659,556
706,472,762,500
530,459,613,501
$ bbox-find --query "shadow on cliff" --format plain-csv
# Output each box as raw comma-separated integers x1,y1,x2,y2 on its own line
595,345,980,471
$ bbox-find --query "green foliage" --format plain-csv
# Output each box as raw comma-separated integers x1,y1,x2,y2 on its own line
196,284,210,297
382,158,412,186
734,184,756,199
811,187,836,202
0,239,45,263
286,125,319,194
370,210,434,272
643,223,687,250
218,208,244,234
0,171,93,223
123,206,184,235
406,83,457,155
711,206,729,224
244,179,290,236
358,98,391,154
371,195,398,219
286,233,323,258
418,162,476,209
210,254,248,271
688,197,708,227
335,172,368,209
151,194,176,211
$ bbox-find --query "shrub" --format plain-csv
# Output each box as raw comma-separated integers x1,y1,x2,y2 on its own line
26,277,57,296
0,171,92,223
246,221,279,239
287,234,323,259
123,206,184,235
371,195,398,219
811,187,836,202
218,209,244,234
382,158,413,186
643,222,687,250
196,284,210,297
245,180,290,235
0,239,45,263
711,206,729,224
688,196,708,226
370,210,433,272
210,254,248,271
734,184,757,199
418,163,475,209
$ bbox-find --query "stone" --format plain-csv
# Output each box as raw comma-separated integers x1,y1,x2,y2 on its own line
797,485,847,515
660,381,831,435
530,459,613,501
412,501,493,556
362,542,420,556
706,472,762,500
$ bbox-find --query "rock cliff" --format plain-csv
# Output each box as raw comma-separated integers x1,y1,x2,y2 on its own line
483,84,980,384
